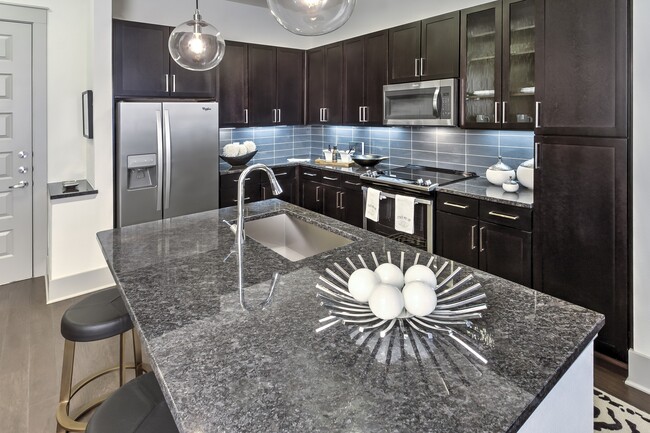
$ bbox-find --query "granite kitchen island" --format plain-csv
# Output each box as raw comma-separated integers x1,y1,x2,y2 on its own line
97,199,603,433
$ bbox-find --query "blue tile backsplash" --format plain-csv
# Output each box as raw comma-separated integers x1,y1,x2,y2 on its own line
220,125,533,175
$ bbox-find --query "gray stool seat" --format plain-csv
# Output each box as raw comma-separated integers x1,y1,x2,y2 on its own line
61,287,133,342
86,372,179,433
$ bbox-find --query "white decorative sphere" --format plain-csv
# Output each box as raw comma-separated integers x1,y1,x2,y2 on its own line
375,263,405,289
347,268,381,302
368,284,405,320
404,265,437,288
402,281,438,317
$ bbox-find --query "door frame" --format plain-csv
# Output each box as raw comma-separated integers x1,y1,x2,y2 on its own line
0,3,48,279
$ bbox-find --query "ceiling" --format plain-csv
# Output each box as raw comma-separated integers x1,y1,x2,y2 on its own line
224,0,267,7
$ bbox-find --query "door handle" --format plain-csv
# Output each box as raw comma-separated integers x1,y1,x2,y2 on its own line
303,172,317,177
432,87,440,118
363,106,369,123
324,108,329,122
233,197,251,203
165,74,169,92
359,106,363,123
443,201,469,209
155,110,164,211
339,191,345,210
172,74,176,93
420,57,425,76
345,180,362,186
272,109,277,123
315,186,321,202
323,176,338,181
535,101,541,128
244,108,249,124
274,172,288,176
262,186,266,200
494,102,500,124
414,58,420,77
471,224,477,250
502,101,507,124
277,108,281,123
335,191,340,209
488,211,520,221
8,180,29,189
479,226,486,252
534,142,540,169
163,109,172,210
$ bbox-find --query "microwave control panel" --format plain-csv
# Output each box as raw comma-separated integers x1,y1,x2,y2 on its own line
440,86,452,119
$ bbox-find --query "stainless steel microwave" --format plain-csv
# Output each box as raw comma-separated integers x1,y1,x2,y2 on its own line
383,79,458,126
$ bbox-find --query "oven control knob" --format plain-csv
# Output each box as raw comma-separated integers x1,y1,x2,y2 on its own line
424,180,432,186
416,178,424,185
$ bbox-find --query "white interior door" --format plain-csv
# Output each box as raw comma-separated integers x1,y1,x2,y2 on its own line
0,21,33,285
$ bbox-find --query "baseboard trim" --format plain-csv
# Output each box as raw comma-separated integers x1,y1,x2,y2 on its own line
47,266,116,304
626,349,650,395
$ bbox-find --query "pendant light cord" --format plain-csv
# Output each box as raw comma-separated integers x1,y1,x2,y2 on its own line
196,0,199,10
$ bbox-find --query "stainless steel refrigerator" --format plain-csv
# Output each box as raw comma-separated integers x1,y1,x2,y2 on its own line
116,101,220,227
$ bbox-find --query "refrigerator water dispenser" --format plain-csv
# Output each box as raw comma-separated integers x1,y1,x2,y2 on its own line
127,154,157,190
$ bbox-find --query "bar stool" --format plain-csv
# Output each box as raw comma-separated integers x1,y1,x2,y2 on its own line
86,372,179,433
56,287,144,433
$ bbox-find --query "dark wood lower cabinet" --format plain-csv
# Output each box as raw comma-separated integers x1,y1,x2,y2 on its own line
301,180,322,213
436,211,479,268
534,135,628,361
261,167,297,204
479,221,532,286
219,171,262,209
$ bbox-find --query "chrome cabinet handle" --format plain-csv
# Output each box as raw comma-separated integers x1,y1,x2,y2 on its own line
479,226,486,252
9,180,28,189
303,172,317,177
345,180,362,186
488,211,520,221
324,107,329,122
535,101,541,128
316,186,321,202
277,108,281,123
274,172,288,176
339,191,345,210
502,101,507,124
18,166,28,174
414,58,420,77
165,74,169,92
244,109,249,124
359,106,363,123
471,224,477,250
335,191,340,209
172,74,176,93
364,106,369,123
233,197,251,202
262,186,267,200
443,201,469,209
272,109,277,123
494,102,500,124
233,177,252,183
534,142,540,169
323,176,338,181
319,108,324,122
420,57,425,76
155,110,164,211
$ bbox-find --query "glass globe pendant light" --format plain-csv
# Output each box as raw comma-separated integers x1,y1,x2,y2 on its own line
267,0,357,36
168,0,226,71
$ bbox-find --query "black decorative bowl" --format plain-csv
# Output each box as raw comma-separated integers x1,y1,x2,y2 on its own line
352,154,389,167
219,150,257,167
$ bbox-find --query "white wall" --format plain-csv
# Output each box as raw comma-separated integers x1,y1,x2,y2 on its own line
628,0,650,393
112,0,488,49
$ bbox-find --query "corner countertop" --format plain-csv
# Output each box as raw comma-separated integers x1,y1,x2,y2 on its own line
437,176,534,208
48,179,98,200
219,160,387,177
98,199,599,433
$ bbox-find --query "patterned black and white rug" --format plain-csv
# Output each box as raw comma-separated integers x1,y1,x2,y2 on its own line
594,388,650,432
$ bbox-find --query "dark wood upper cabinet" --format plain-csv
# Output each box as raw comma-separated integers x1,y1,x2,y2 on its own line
217,41,249,126
420,12,460,80
533,135,628,360
248,44,277,125
307,43,343,124
113,20,216,99
460,0,535,130
388,12,460,84
535,0,628,137
276,47,305,126
343,30,388,125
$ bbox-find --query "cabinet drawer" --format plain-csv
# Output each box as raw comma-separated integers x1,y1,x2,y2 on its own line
219,171,261,208
300,166,322,182
436,193,478,218
341,174,363,191
320,171,342,187
480,201,532,231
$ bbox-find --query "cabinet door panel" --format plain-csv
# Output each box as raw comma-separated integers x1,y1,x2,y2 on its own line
217,41,248,126
113,20,169,97
341,186,363,228
364,31,388,125
343,37,365,125
248,44,277,125
421,12,460,80
169,48,216,98
388,22,421,84
322,187,340,219
301,181,322,213
535,0,628,137
324,43,343,124
435,211,478,268
479,222,531,287
276,48,304,125
534,136,628,359
307,48,325,124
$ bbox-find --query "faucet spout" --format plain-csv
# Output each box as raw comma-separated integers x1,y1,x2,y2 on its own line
236,164,283,245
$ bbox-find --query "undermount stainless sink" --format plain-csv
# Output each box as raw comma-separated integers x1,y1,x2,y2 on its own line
244,213,354,262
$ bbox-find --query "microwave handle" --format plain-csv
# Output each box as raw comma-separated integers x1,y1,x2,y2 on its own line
432,87,440,118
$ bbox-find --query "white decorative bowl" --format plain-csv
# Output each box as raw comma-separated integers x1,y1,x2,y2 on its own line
517,159,534,190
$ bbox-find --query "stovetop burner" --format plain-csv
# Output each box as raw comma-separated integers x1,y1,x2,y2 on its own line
360,164,477,193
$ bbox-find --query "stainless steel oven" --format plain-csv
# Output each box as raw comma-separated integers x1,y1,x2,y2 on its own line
383,78,457,126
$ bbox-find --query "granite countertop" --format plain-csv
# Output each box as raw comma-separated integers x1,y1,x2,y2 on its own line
437,176,534,208
48,179,98,200
97,200,599,433
219,160,385,177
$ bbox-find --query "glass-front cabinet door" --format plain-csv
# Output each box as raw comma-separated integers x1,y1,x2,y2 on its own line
460,0,535,130
502,0,535,129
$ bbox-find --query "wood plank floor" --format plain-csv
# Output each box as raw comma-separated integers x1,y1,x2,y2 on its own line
1,277,649,431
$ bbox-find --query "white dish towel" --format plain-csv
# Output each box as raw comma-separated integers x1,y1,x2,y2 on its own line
365,188,381,222
395,194,416,234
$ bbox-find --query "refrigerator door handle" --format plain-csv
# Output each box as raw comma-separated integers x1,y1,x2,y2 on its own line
155,110,164,211
163,109,172,210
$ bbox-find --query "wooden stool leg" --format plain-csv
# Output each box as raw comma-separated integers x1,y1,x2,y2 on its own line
132,330,144,376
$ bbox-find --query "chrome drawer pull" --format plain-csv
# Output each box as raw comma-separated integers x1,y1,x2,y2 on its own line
443,201,469,209
234,177,252,183
323,176,338,181
488,211,520,221
345,181,362,186
274,172,288,176
471,224,477,250
233,197,251,202
304,172,317,177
